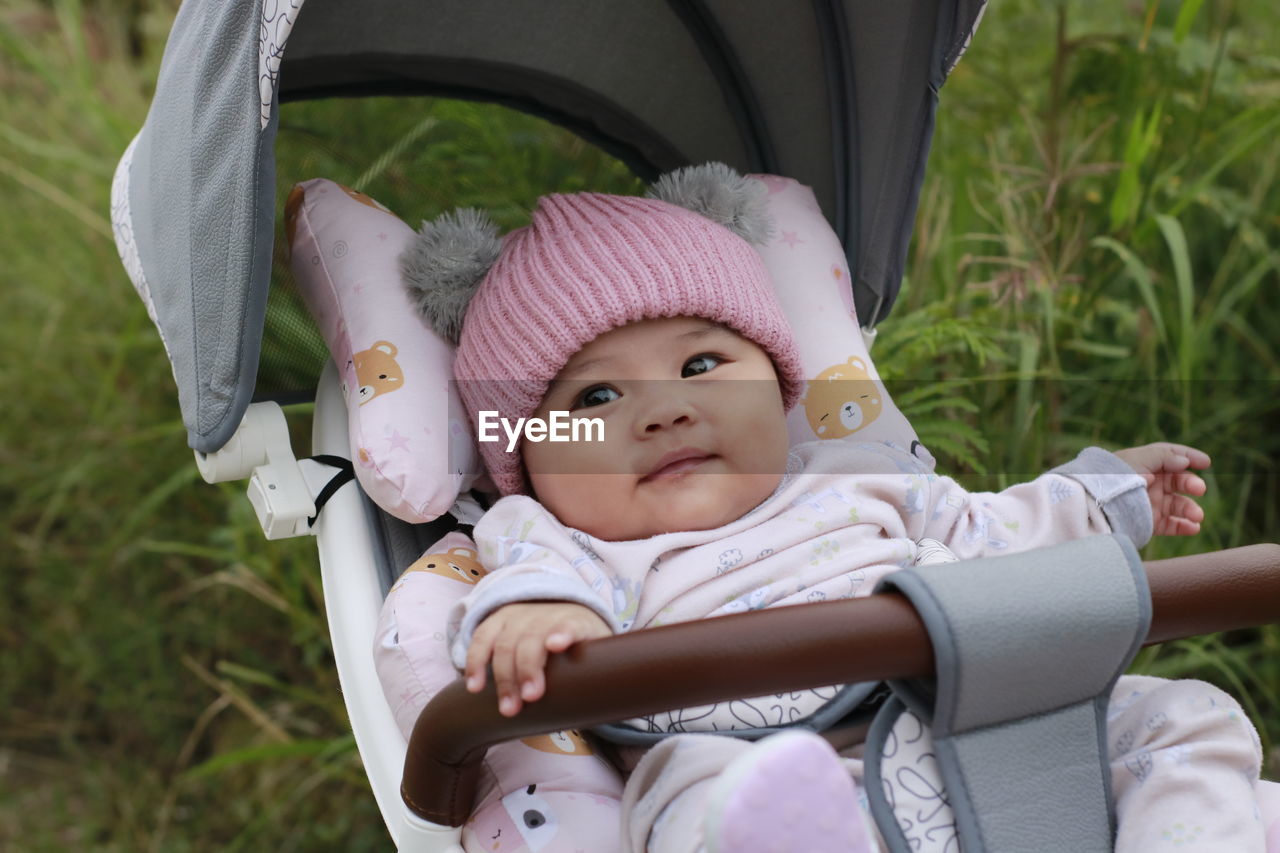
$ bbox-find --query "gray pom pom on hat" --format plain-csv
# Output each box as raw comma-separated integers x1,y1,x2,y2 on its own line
400,207,501,344
645,161,773,246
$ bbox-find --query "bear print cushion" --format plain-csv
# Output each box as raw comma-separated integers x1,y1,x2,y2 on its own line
286,178,481,523
750,175,924,463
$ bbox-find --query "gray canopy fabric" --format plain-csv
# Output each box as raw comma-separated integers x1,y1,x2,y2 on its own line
110,0,986,454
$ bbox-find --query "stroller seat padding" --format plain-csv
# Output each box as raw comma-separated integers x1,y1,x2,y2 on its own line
867,534,1151,853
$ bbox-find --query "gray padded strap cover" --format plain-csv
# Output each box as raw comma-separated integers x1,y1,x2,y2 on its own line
868,535,1150,853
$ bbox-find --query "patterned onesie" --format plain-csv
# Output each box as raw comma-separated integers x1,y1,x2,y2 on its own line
378,440,1268,852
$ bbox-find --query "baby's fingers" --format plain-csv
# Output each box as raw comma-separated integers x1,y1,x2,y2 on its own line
545,611,611,653
464,620,500,692
1171,492,1205,522
489,634,525,717
1159,515,1202,536
1173,469,1207,496
1158,444,1211,471
1175,445,1212,470
515,634,551,705
1156,493,1206,536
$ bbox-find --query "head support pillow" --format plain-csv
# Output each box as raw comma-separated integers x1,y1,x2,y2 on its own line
286,179,481,523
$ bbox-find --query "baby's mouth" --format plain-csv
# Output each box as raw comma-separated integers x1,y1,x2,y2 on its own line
640,448,716,483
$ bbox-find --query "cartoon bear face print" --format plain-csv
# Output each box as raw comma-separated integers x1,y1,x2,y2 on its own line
801,356,883,439
404,547,488,585
501,784,559,851
467,783,561,853
349,340,404,405
338,183,391,213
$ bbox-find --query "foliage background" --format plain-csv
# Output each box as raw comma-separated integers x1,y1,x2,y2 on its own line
1,0,1276,848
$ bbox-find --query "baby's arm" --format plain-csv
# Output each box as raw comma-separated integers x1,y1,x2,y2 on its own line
922,445,1154,559
449,498,622,716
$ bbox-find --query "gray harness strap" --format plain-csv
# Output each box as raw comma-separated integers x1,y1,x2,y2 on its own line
865,535,1151,853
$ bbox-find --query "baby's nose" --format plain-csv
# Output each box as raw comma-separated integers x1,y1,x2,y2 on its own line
644,411,692,433
639,388,697,433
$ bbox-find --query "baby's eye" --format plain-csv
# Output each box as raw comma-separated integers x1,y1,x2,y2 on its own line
682,354,723,377
575,385,620,408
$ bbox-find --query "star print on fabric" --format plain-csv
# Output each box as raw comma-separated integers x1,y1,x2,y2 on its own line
778,230,803,249
385,429,411,452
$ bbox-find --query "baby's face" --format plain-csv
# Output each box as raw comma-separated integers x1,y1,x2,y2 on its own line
523,316,790,541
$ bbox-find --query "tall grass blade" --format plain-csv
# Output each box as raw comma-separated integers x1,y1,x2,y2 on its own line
1012,332,1039,466
1109,101,1164,230
1168,111,1280,219
1196,250,1280,352
1173,0,1206,44
1222,313,1279,374
0,153,114,239
354,116,439,188
1153,214,1195,393
104,464,203,556
1091,236,1168,345
184,736,354,780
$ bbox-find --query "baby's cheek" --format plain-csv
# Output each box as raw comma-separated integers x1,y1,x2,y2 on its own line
524,437,633,534
524,427,620,478
541,478,638,540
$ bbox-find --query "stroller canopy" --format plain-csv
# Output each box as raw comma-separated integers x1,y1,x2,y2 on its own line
111,0,986,454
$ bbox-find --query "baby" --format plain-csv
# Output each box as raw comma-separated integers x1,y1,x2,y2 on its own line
383,165,1266,853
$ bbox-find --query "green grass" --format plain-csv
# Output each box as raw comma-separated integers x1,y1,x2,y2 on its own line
2,0,1277,848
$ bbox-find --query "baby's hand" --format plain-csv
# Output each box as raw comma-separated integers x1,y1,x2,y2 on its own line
466,601,612,717
1113,443,1210,536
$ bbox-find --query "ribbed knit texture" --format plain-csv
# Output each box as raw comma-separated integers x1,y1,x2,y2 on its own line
455,193,804,496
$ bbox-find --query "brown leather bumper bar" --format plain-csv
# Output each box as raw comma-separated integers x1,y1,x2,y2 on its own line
401,544,1280,826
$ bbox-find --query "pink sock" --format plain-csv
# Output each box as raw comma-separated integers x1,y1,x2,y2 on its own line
703,730,875,853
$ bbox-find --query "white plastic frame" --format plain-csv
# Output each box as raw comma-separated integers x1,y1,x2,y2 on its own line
194,400,316,539
311,360,464,852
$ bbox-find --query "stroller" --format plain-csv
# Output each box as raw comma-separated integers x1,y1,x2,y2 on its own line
110,1,1280,850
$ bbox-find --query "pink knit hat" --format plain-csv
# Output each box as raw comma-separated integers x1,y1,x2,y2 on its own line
403,167,804,495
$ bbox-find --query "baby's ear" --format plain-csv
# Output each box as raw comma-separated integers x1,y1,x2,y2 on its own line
646,162,772,246
400,208,501,344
